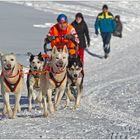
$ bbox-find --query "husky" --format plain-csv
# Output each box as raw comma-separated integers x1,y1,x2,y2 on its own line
40,46,68,117
65,55,84,109
26,52,44,112
0,52,24,119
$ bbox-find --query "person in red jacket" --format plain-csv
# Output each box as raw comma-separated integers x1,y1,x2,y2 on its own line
44,14,79,56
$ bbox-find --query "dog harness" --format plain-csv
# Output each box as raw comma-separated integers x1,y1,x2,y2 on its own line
49,69,67,88
1,64,23,92
34,78,40,89
30,70,41,89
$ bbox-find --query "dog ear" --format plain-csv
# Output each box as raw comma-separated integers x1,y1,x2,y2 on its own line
52,46,58,54
29,53,35,62
27,52,33,56
38,52,42,57
38,52,44,61
0,52,3,60
63,45,68,54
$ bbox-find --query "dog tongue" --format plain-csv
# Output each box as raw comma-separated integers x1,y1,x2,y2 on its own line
59,67,64,71
6,69,13,75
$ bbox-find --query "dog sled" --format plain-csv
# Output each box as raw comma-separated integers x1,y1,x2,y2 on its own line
43,35,79,57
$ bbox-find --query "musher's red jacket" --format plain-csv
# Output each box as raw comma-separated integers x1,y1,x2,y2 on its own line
47,23,79,55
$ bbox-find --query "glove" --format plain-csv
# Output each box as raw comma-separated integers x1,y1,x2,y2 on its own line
45,35,55,42
87,42,90,47
44,37,48,43
95,30,99,36
87,39,90,47
64,34,75,40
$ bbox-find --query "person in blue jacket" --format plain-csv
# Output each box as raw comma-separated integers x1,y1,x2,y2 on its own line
95,4,116,59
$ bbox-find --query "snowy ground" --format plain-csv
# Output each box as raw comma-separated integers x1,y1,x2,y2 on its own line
0,1,140,139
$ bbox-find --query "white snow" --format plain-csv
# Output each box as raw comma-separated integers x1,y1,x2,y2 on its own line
33,23,55,28
0,1,140,139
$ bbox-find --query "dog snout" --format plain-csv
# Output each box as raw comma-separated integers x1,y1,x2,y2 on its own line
34,66,38,70
74,74,78,78
59,60,63,65
7,63,11,68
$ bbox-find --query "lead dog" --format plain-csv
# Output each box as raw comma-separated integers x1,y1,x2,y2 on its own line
40,46,68,117
0,53,24,119
65,55,84,109
26,52,44,112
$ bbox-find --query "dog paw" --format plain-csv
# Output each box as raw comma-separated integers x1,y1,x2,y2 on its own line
64,105,68,108
64,103,69,109
43,112,48,118
12,115,16,119
8,111,13,119
54,104,59,112
73,104,80,111
72,107,76,111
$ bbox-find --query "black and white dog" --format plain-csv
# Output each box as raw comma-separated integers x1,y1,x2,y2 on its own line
26,52,44,112
65,55,84,109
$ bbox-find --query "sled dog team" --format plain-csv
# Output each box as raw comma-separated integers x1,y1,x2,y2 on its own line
0,45,84,119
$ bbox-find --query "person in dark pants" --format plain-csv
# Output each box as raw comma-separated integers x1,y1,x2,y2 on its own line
71,13,90,65
113,15,123,38
95,4,116,59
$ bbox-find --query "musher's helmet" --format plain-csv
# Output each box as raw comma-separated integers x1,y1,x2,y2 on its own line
57,14,68,23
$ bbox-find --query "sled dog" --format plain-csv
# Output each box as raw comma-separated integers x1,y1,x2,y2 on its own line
0,52,23,119
65,55,84,109
26,52,44,112
40,46,68,117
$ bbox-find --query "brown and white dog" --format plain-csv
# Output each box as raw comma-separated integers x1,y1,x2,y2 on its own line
26,52,44,112
0,53,24,119
40,46,68,117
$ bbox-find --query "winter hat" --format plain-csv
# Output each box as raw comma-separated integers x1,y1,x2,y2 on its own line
75,13,84,20
57,14,68,23
102,4,108,10
115,15,120,20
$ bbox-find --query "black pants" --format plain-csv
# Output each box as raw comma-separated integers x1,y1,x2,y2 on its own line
101,32,112,54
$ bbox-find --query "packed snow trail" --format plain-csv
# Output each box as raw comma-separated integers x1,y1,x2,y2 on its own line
0,1,140,139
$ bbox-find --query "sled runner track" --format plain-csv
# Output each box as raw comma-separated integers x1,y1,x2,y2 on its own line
81,74,140,126
82,73,140,98
82,98,140,126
